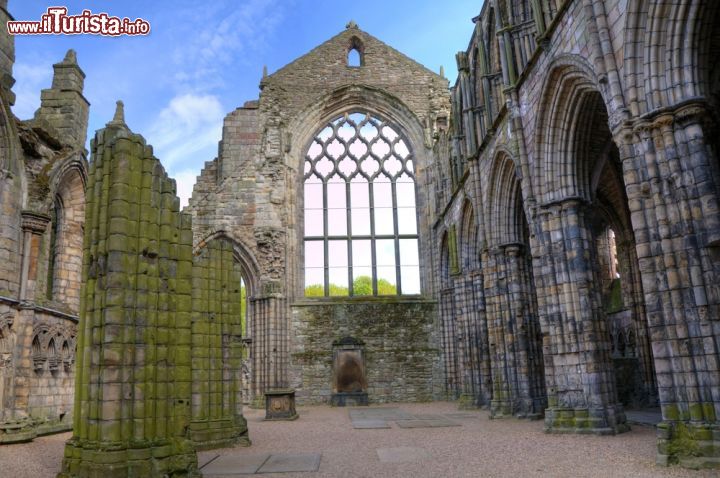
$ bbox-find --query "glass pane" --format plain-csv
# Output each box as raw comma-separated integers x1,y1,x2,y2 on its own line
352,266,373,296
399,239,419,266
327,176,346,209
305,182,323,209
305,209,324,237
327,209,347,236
328,138,345,159
338,156,357,177
352,240,371,266
397,171,413,183
306,173,322,184
376,266,397,295
374,208,394,235
351,208,370,236
360,122,378,141
396,181,415,208
316,156,333,177
349,112,366,124
381,126,398,141
328,267,349,296
350,178,369,208
394,140,410,159
401,266,421,294
338,122,355,141
406,160,414,174
317,126,333,142
373,176,392,207
384,156,402,177
372,138,391,157
305,241,324,268
360,157,379,176
397,207,417,235
349,139,367,159
328,240,348,267
307,141,323,160
376,239,395,266
304,268,324,296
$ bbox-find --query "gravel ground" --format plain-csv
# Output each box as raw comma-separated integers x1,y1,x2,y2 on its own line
0,402,716,478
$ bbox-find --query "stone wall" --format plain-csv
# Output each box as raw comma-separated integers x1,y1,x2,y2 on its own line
433,0,720,469
290,299,441,404
0,10,87,444
188,23,451,403
25,309,76,433
59,104,200,477
190,236,248,449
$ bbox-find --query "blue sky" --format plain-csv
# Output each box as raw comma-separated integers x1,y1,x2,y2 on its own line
9,1,481,206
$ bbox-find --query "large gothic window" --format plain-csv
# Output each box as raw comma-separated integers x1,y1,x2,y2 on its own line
304,112,420,296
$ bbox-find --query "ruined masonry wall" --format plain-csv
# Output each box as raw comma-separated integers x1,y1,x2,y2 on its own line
290,300,441,404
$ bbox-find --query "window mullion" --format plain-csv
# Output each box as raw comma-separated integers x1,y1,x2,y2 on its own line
323,178,329,297
369,180,377,295
392,180,402,295
346,178,353,296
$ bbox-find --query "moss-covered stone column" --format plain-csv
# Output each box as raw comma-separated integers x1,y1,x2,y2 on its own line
485,244,545,419
532,199,628,435
616,104,720,468
189,236,248,449
58,103,199,478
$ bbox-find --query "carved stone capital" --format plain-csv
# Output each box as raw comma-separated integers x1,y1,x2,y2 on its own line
21,211,51,234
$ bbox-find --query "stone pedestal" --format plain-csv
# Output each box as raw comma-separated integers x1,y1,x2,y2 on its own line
264,389,298,421
330,391,368,407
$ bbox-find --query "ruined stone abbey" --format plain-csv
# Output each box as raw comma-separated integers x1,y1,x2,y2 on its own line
0,0,719,474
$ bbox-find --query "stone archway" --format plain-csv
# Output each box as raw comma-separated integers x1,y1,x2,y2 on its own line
48,167,85,312
438,232,458,398
532,57,629,434
194,231,261,406
484,151,545,419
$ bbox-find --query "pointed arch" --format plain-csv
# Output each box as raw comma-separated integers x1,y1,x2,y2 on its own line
289,85,429,298
534,55,612,204
347,36,364,67
195,230,261,298
459,199,479,271
48,164,86,312
440,230,451,290
624,0,720,115
487,151,526,247
0,92,23,295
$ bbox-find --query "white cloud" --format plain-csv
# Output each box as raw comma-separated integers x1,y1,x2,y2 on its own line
172,0,288,90
173,168,199,209
11,62,53,120
146,93,224,169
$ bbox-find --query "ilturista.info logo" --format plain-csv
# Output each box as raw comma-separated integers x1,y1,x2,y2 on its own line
7,7,151,36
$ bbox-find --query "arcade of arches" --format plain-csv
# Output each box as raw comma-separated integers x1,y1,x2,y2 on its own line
0,0,719,474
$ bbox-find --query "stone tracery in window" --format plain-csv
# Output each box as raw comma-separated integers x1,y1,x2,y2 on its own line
304,112,420,296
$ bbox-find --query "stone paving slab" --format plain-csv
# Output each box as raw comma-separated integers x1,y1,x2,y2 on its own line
376,446,430,463
201,453,271,475
351,418,391,429
625,409,662,426
348,408,414,420
402,414,445,420
443,413,482,419
257,453,322,473
396,418,461,428
199,454,221,469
